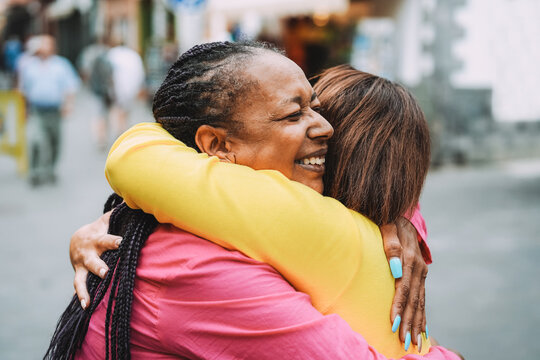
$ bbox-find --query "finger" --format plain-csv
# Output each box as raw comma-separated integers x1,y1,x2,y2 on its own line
391,261,413,339
380,224,403,278
411,279,425,350
97,234,122,252
83,254,109,278
74,267,90,309
422,272,427,334
399,261,416,345
101,210,113,224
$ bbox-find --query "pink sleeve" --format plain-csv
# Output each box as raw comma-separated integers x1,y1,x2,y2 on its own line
405,204,432,264
159,291,459,360
149,228,457,359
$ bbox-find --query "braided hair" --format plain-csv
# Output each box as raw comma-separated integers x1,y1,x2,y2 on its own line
153,41,282,148
45,41,282,360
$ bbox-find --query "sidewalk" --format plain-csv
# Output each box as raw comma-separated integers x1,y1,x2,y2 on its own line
0,88,152,359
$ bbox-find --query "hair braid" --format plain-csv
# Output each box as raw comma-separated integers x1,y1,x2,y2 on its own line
152,41,281,149
46,40,282,359
44,193,126,359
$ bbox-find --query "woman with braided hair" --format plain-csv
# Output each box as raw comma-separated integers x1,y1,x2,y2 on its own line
49,41,460,359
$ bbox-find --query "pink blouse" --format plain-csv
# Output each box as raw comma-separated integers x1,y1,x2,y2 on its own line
76,224,453,360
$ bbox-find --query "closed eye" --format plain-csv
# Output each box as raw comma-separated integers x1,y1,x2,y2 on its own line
283,111,302,121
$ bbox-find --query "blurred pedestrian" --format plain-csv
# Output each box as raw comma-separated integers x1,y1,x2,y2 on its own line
14,35,41,86
0,0,32,86
78,38,114,150
19,35,80,186
107,42,145,140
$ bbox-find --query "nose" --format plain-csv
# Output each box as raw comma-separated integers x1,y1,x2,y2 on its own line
307,110,334,141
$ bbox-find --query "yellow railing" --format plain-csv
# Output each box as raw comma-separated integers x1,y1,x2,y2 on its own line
0,91,27,175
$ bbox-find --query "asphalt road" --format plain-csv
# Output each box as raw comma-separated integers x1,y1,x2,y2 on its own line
1,90,539,359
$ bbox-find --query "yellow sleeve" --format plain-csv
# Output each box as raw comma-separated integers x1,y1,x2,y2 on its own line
105,122,380,312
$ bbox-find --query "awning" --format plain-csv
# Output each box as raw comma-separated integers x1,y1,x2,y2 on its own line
206,0,349,18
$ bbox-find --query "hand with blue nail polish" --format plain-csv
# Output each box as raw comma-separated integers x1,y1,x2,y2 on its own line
382,217,430,345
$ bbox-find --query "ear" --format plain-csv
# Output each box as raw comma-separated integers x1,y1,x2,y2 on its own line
195,125,236,163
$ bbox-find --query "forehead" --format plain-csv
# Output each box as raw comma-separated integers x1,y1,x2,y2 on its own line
243,52,312,103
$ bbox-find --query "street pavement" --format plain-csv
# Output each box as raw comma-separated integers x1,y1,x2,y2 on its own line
1,89,539,359
422,160,540,359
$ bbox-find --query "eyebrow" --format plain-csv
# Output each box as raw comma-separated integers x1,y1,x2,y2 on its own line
279,92,318,106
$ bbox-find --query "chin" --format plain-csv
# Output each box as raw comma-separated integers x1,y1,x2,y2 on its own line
309,181,324,194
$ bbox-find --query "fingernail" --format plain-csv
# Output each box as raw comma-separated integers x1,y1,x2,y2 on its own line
389,257,403,279
417,334,422,352
99,268,107,278
115,238,122,247
425,325,429,339
392,315,401,333
81,299,87,310
404,331,411,351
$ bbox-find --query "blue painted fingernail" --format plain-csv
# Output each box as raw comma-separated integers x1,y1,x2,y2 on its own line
404,331,411,351
389,257,403,279
425,325,429,339
392,315,401,333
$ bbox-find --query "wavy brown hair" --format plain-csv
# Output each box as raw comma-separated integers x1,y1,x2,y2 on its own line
315,65,430,225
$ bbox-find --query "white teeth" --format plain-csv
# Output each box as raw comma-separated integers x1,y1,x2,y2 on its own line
299,156,325,166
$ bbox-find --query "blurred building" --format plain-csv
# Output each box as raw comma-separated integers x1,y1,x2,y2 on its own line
1,0,538,164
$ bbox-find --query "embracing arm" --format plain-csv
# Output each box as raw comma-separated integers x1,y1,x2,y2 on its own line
159,286,459,360
104,123,434,344
105,123,368,310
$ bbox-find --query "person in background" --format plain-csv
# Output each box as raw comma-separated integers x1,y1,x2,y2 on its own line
78,37,114,150
106,41,145,139
0,0,32,84
15,35,42,86
18,34,80,186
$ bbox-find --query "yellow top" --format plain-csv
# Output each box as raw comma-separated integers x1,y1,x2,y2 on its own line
105,122,430,357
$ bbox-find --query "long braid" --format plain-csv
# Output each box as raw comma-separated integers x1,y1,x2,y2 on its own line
44,193,126,359
45,41,282,360
103,207,157,360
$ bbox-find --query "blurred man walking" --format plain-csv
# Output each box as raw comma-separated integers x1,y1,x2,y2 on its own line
19,35,79,186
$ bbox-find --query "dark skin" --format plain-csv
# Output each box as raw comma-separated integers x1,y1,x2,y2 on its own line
70,52,429,348
382,219,429,349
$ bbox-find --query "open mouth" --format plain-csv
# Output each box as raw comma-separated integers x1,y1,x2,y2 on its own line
294,152,326,173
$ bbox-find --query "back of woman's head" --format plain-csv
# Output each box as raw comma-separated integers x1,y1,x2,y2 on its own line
152,41,281,149
314,64,430,225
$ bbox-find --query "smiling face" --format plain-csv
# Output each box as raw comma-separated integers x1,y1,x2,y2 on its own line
225,52,334,194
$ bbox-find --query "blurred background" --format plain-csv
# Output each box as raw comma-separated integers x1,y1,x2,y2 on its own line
0,0,539,359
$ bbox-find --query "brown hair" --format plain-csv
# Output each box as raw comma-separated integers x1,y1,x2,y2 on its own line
314,65,430,225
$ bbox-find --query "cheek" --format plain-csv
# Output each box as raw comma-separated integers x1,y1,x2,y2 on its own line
233,125,307,176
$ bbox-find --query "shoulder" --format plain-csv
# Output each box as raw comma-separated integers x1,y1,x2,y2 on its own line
51,56,76,71
52,55,70,65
